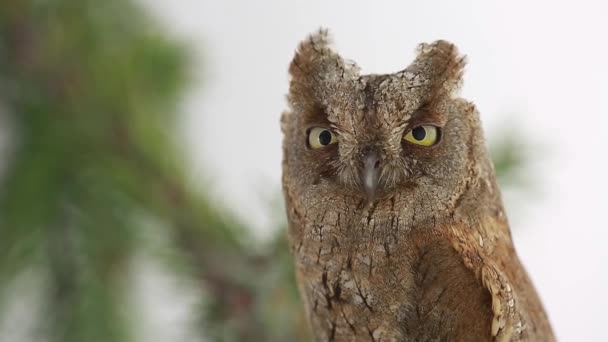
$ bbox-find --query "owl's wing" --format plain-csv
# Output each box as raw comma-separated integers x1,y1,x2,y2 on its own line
480,260,521,340
449,226,520,340
448,219,554,341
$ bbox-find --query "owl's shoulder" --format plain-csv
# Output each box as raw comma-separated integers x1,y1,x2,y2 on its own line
444,217,554,341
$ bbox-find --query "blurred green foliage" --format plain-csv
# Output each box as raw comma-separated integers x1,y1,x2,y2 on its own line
0,1,308,341
0,1,529,341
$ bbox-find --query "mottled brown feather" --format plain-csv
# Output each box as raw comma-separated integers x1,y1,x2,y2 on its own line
282,29,554,341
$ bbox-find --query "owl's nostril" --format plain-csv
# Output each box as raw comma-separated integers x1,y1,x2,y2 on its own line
374,160,381,169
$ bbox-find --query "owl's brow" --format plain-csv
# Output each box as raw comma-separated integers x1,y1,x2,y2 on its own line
395,117,411,129
406,105,445,128
329,122,356,138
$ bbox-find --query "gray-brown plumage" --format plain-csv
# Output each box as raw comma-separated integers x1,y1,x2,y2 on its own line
281,29,554,341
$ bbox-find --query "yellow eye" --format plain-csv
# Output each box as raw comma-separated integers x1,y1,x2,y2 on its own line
403,125,439,146
308,127,337,149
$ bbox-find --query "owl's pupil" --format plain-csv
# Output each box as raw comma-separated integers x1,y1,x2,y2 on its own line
318,130,332,145
412,127,426,141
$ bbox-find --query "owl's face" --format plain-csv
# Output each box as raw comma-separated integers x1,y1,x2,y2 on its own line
283,31,489,222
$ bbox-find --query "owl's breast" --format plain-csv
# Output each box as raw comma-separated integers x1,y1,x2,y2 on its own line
290,212,493,341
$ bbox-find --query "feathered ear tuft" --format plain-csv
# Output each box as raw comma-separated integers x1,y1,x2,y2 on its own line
289,28,332,76
408,40,467,98
287,29,358,115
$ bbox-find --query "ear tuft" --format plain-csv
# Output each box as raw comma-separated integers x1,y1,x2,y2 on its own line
287,29,360,119
410,40,467,97
289,28,334,76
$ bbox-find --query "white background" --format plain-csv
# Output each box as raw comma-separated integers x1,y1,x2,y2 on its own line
141,1,608,340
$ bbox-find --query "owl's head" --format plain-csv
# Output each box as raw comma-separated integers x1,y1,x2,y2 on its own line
283,30,495,220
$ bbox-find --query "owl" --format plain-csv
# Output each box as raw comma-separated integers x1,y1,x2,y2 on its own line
281,29,554,341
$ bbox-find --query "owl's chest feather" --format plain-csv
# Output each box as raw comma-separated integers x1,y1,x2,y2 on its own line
291,217,493,342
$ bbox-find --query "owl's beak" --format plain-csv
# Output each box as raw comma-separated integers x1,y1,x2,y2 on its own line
362,151,381,202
